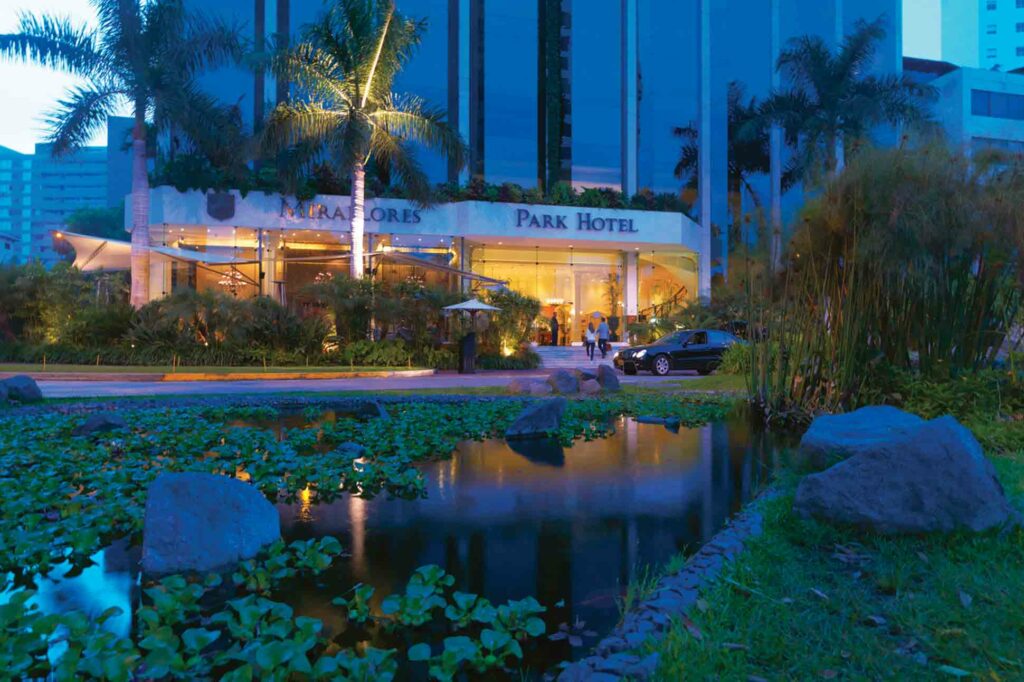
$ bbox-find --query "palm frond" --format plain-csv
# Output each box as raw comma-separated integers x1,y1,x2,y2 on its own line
45,81,124,155
0,12,102,76
369,126,432,205
263,102,349,155
834,17,887,83
369,96,466,170
274,42,352,106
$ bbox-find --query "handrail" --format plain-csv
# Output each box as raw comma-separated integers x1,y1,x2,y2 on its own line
637,285,689,320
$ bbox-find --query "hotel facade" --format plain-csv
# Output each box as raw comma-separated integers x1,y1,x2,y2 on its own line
71,1,902,339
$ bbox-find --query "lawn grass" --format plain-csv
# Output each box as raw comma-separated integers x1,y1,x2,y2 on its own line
648,453,1024,680
0,363,427,374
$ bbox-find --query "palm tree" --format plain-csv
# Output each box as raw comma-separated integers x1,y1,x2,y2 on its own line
675,82,776,250
262,0,466,279
0,1,240,308
759,17,933,178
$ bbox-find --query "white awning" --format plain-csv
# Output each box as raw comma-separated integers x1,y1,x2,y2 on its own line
61,231,253,272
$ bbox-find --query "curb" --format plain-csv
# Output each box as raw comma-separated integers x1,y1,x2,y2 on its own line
559,487,781,681
0,369,437,383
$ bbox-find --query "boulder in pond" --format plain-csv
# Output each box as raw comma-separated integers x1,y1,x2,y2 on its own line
72,412,128,437
141,472,281,575
799,405,924,468
547,369,579,394
3,375,42,403
596,364,621,392
580,379,602,396
508,378,534,395
793,416,1015,534
505,397,568,440
635,415,667,425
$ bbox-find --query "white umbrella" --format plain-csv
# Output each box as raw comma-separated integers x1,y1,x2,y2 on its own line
443,298,501,313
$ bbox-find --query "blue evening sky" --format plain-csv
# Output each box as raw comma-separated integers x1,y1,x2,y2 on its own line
0,0,943,155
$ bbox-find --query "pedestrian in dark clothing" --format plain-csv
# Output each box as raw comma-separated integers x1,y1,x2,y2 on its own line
550,314,560,346
597,318,610,358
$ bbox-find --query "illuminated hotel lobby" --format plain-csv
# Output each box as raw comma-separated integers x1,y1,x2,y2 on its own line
66,187,704,342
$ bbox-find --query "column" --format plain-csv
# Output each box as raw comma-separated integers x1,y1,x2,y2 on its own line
468,0,485,180
447,0,461,184
624,250,638,317
769,0,783,271
697,0,712,302
620,0,638,197
457,0,471,184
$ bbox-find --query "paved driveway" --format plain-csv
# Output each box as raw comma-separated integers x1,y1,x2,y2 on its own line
36,371,699,399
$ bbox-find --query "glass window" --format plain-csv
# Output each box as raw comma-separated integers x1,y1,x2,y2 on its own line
708,330,736,345
1018,46,1024,55
972,89,1024,120
988,1,998,9
1017,22,1024,31
690,331,708,345
394,0,451,185
987,47,999,58
988,24,998,34
570,0,621,189
483,1,539,185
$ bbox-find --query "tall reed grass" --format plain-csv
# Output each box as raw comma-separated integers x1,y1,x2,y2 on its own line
745,144,1024,424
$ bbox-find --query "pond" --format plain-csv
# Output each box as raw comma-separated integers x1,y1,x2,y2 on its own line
19,408,788,676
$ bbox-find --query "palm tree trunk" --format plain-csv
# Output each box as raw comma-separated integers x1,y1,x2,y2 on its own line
350,161,365,279
129,111,150,309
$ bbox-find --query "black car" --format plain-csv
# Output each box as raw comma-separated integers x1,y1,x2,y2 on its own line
613,329,742,376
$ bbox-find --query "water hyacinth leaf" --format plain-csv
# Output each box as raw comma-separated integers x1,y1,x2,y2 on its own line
407,642,432,661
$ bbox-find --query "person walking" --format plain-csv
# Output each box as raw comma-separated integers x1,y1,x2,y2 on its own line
584,322,597,361
597,317,610,359
549,313,560,346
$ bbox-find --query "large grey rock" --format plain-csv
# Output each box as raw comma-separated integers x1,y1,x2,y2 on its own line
505,398,568,440
507,378,533,395
72,412,128,437
794,416,1014,534
574,368,597,381
596,364,621,392
800,406,924,467
547,369,579,394
580,379,602,396
142,473,281,575
3,375,42,403
528,381,554,397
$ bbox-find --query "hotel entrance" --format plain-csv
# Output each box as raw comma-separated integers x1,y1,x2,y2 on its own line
467,243,696,345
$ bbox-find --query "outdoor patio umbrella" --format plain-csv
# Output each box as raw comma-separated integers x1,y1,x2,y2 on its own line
443,299,501,374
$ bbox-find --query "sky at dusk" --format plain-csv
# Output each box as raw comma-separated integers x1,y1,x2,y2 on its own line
0,0,945,155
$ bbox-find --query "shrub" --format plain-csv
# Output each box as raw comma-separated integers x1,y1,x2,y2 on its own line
478,349,541,370
717,343,750,375
479,289,541,356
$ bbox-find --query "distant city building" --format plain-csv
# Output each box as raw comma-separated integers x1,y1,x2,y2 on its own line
904,56,1024,154
18,117,133,265
941,0,1024,71
0,145,32,263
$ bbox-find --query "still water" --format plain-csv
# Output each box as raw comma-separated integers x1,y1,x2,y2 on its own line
25,412,786,673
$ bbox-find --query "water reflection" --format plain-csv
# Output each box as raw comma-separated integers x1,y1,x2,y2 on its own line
12,412,785,672
278,414,783,653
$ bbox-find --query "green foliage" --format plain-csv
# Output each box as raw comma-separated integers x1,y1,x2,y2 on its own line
63,204,125,240
718,343,751,375
649,468,1024,680
749,145,1024,420
478,288,542,356
477,349,541,370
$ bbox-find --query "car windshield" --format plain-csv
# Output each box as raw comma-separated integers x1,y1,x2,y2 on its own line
654,331,689,345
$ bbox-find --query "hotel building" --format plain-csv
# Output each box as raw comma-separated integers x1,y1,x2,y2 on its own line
69,1,902,340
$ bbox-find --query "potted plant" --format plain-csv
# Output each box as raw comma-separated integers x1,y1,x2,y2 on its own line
605,274,623,341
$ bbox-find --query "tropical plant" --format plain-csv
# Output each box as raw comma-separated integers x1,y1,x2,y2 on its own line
263,0,466,279
758,17,933,179
675,81,775,248
478,288,541,356
747,144,1024,423
0,0,241,307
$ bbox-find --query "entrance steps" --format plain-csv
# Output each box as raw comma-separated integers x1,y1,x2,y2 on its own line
533,343,629,369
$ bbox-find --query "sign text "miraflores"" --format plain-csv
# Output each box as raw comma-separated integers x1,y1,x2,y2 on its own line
514,208,638,234
280,199,421,224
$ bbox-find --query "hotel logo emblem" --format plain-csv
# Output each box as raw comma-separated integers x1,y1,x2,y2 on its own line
206,192,236,221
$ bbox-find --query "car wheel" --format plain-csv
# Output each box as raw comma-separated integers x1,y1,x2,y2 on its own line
651,355,672,376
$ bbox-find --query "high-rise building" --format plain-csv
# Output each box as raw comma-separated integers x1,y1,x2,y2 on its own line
0,146,32,263
941,0,1024,71
185,0,903,289
22,117,133,264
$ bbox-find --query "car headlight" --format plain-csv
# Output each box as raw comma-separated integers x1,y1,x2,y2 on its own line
635,349,647,359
